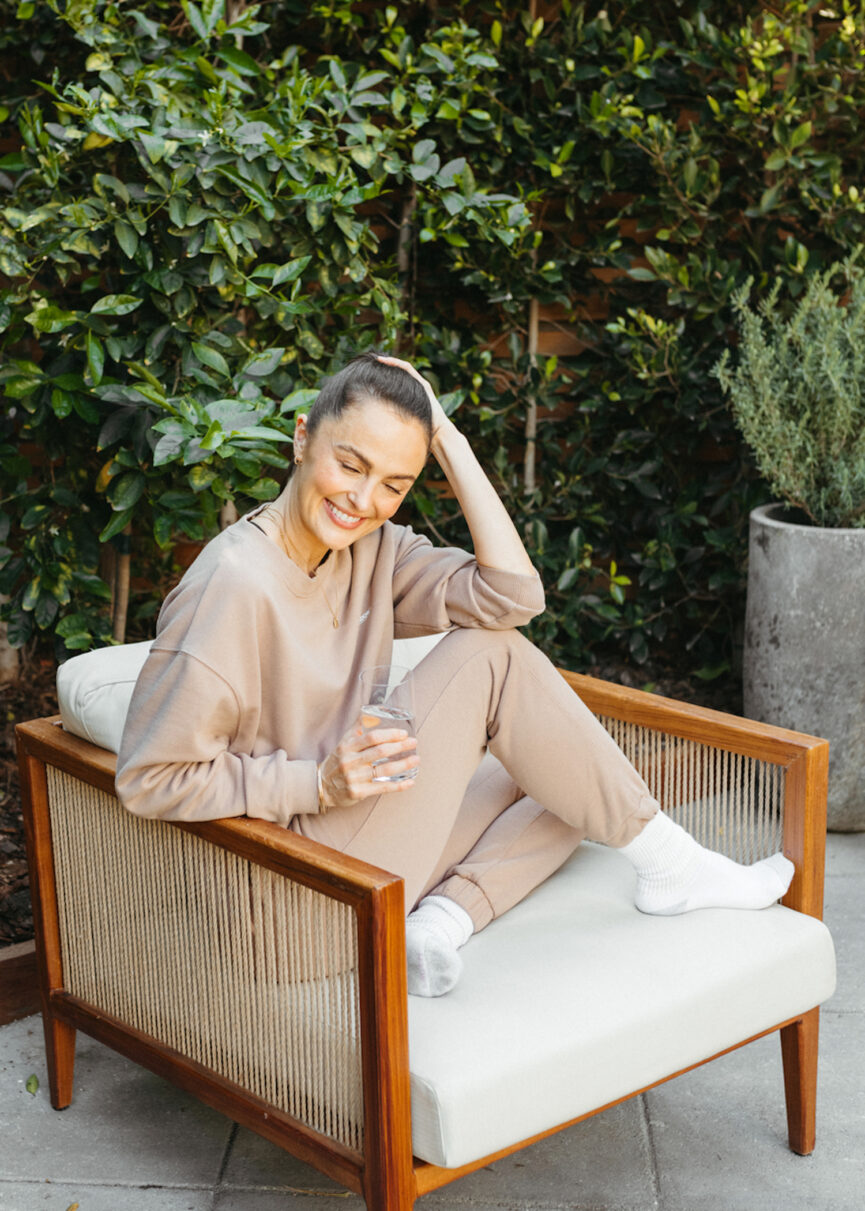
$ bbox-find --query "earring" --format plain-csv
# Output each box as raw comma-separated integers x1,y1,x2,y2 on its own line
295,456,303,466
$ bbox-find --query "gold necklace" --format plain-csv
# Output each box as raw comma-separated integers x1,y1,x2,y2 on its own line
318,577,340,629
258,504,339,629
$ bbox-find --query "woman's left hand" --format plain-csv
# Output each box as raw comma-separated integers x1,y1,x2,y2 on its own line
375,355,451,439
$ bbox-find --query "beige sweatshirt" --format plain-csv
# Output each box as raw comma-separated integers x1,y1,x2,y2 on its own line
115,516,544,827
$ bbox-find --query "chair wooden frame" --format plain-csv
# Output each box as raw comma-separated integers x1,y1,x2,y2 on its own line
17,671,830,1210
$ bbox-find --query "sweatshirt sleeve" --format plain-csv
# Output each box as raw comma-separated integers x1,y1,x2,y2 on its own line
389,526,545,635
115,647,319,825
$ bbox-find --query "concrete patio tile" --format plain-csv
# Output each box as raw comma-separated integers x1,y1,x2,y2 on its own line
824,831,865,877
214,1193,363,1211
644,1011,865,1211
0,1183,213,1210
822,840,865,1014
223,1098,656,1210
0,1016,231,1188
422,1100,655,1209
221,1125,356,1194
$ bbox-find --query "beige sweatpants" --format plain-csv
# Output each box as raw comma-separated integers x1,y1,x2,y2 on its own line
295,628,658,929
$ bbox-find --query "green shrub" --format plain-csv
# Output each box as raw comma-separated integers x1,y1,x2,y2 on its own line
715,256,865,528
3,0,865,683
0,0,528,652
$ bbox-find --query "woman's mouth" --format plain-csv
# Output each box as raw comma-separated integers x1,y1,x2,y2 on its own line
325,499,365,529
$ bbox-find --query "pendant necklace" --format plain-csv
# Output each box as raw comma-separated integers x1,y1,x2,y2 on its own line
319,580,340,629
259,503,340,629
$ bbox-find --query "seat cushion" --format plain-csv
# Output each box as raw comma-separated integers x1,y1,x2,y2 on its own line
407,841,836,1168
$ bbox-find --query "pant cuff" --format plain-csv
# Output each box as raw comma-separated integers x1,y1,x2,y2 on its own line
603,794,660,848
427,874,495,933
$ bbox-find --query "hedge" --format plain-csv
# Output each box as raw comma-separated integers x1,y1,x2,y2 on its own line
2,0,864,683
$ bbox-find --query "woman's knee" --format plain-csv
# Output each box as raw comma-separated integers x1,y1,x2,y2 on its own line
412,627,548,716
429,626,532,664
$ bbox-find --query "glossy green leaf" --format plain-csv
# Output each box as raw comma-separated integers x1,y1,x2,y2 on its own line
241,347,285,377
113,219,139,258
86,331,105,385
99,506,135,543
272,257,311,287
191,341,230,377
26,305,79,333
90,294,142,316
108,471,145,510
790,120,812,149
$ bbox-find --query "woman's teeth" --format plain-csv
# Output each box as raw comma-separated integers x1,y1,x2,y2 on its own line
328,501,363,526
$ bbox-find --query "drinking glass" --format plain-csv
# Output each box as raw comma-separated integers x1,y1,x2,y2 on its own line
359,664,416,783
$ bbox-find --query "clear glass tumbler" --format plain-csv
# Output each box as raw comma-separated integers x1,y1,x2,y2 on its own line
358,664,416,783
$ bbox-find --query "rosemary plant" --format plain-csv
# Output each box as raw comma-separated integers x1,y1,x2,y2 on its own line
715,256,865,528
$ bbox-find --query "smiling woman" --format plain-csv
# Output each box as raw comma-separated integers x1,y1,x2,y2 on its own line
115,353,794,998
267,391,430,572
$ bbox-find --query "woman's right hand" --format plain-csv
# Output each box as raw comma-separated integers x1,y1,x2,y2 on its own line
317,716,418,810
375,354,452,441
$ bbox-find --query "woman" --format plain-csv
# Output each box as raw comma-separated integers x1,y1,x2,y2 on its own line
117,353,794,997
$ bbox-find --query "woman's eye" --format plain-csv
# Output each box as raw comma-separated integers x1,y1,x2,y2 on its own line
340,462,360,474
385,484,403,496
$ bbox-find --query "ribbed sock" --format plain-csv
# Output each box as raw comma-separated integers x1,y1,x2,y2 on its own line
405,895,474,997
620,811,795,915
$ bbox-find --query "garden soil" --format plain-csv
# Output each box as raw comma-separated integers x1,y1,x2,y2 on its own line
0,657,57,947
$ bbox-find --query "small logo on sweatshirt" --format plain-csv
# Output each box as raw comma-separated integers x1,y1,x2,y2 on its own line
358,609,370,625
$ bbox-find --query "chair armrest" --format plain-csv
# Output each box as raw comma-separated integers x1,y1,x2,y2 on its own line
16,716,400,901
16,716,411,1194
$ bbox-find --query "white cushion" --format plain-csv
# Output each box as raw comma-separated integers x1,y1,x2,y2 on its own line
56,634,446,755
407,841,836,1168
393,632,447,669
57,641,153,753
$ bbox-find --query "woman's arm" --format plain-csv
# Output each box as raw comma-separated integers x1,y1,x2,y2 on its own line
115,648,317,824
377,356,537,577
117,647,418,822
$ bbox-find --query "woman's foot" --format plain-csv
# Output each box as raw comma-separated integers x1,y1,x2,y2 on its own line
405,895,474,996
620,811,795,915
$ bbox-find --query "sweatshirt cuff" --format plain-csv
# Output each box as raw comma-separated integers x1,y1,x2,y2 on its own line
245,757,321,825
296,758,323,817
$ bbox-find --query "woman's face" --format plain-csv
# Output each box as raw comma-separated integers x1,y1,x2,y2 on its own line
288,397,429,567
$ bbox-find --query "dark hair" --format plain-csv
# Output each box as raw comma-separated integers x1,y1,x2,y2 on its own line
306,351,433,444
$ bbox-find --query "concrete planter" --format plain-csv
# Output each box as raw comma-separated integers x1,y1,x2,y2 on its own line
744,503,865,831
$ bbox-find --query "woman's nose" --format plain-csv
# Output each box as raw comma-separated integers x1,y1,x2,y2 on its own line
347,480,374,513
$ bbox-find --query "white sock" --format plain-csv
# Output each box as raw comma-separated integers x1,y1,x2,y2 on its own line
405,895,474,997
620,811,795,916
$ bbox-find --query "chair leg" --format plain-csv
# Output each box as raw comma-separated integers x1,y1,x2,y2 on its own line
43,1014,76,1110
780,1007,819,1155
363,1184,415,1211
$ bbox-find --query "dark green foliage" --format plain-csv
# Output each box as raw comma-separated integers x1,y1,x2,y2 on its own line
0,0,529,653
2,1,865,678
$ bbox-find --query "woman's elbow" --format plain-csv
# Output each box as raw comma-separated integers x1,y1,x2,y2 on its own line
115,760,190,821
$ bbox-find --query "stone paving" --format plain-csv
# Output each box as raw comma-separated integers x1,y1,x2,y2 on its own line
1,833,862,1211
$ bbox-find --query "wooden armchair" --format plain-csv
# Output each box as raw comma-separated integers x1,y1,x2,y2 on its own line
17,667,836,1210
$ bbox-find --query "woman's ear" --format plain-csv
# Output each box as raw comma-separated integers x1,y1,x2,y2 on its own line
293,413,309,462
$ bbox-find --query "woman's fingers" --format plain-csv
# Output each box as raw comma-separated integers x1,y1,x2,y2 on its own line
351,729,418,779
319,725,418,808
375,354,425,385
375,355,450,433
354,724,413,749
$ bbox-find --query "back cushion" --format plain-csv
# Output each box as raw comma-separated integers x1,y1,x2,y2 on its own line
57,641,153,754
57,633,447,754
